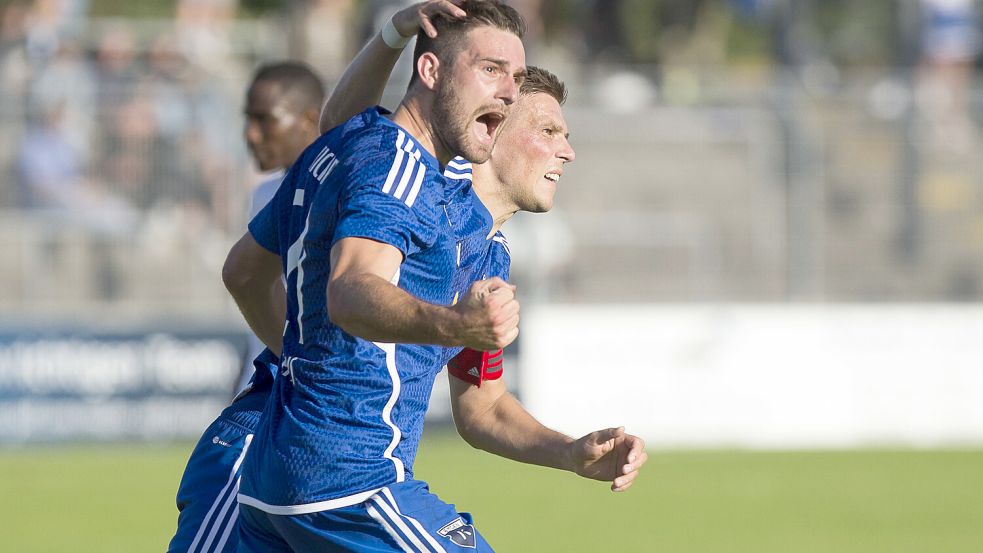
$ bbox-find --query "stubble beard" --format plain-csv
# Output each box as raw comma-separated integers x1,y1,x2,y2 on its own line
432,84,492,164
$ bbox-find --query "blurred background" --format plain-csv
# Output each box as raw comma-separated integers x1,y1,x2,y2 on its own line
1,0,982,551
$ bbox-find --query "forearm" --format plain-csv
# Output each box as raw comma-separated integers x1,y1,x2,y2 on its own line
454,380,576,472
328,272,461,346
320,32,403,133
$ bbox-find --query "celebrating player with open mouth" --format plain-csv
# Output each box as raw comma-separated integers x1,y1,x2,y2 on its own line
168,2,646,552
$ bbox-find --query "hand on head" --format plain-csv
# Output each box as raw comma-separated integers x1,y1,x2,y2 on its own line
393,0,467,39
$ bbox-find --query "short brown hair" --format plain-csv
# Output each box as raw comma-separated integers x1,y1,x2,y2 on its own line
409,0,525,88
520,66,567,105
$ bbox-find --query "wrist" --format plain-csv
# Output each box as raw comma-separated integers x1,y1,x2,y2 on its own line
559,434,578,473
435,305,467,347
381,16,413,49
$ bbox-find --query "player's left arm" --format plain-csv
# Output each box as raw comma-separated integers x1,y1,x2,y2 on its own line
449,372,648,492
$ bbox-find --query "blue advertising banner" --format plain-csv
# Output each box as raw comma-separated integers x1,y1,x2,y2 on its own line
0,328,250,443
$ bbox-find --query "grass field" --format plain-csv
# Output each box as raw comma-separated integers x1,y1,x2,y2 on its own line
1,432,981,552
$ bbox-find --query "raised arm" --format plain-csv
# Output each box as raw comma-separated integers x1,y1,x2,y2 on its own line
319,0,466,133
449,370,648,492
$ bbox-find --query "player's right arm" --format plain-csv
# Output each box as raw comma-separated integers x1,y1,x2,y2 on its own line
223,232,287,357
319,0,466,133
449,372,648,492
327,237,518,350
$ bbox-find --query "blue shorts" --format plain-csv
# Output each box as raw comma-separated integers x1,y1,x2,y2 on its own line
168,389,267,553
238,480,493,552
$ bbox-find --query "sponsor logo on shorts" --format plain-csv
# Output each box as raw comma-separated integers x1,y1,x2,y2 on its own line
212,436,232,447
437,517,476,549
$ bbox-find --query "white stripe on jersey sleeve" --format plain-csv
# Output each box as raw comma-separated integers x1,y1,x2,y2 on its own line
404,164,427,208
382,130,430,206
382,130,408,194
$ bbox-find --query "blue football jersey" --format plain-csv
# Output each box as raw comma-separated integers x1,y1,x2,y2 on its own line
238,108,494,514
439,158,512,367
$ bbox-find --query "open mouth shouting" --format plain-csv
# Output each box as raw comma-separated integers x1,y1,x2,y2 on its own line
474,109,506,147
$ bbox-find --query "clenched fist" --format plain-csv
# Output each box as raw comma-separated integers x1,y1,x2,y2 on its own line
450,277,520,351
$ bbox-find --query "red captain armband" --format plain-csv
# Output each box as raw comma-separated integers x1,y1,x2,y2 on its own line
447,348,504,387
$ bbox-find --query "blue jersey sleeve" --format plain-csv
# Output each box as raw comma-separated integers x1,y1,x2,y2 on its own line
332,133,443,257
248,167,298,254
490,232,512,281
248,200,278,253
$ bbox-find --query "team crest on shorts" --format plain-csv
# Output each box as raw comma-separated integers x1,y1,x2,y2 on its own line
437,517,476,548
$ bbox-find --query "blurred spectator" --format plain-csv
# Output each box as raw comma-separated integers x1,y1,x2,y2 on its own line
917,0,981,151
30,37,94,163
295,0,353,81
102,80,160,208
94,27,138,106
0,1,32,206
920,0,980,62
176,0,237,71
16,99,81,211
16,96,137,232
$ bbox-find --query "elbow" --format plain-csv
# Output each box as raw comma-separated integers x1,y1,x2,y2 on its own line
222,245,271,300
222,252,248,298
454,418,480,449
452,410,489,451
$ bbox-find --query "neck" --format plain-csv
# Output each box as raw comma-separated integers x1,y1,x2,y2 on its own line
472,162,518,236
390,93,453,165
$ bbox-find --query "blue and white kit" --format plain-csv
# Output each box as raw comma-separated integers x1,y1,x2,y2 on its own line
171,104,509,551
167,146,509,552
235,106,509,552
167,350,279,553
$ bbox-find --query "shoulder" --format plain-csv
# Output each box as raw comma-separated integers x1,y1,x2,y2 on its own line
343,122,445,210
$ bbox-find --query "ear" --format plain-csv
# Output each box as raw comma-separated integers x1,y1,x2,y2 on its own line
416,52,440,91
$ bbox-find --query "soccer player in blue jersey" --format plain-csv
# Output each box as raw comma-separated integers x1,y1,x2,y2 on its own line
222,1,528,551
166,62,324,553
319,0,648,515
